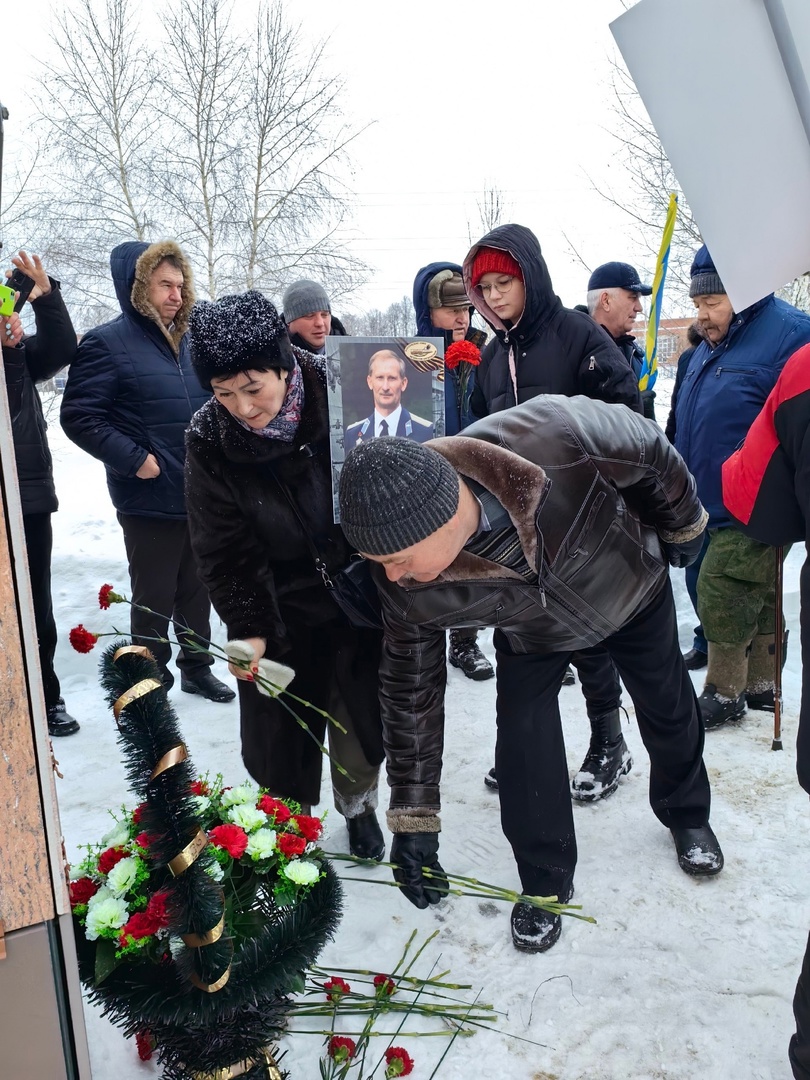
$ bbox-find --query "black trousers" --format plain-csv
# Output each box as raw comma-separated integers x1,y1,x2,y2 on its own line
570,645,622,716
791,931,810,1078
494,578,710,898
23,513,61,711
117,513,212,678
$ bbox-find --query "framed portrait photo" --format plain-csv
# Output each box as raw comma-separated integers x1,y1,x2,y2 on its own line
325,336,445,521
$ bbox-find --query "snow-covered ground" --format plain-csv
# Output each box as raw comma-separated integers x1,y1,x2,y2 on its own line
45,381,810,1080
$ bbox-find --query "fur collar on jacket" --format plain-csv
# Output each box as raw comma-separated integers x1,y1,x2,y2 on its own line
131,241,196,355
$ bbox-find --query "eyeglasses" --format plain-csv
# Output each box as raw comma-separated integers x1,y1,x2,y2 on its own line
478,276,516,298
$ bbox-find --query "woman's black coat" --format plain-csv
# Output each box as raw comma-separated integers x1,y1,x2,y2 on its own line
185,352,383,802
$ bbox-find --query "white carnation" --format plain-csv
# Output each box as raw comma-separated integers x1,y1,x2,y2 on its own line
255,659,295,698
84,896,130,941
192,795,211,816
281,859,320,885
106,856,139,897
101,820,131,848
221,782,259,808
246,828,277,861
224,639,256,664
86,885,112,911
225,803,266,832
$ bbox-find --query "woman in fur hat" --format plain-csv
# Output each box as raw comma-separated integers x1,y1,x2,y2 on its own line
185,291,385,860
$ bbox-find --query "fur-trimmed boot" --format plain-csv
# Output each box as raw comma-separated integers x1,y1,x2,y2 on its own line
745,631,789,712
570,709,632,802
699,642,748,730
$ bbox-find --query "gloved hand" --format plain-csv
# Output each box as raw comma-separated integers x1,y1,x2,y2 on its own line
390,832,449,909
662,530,705,568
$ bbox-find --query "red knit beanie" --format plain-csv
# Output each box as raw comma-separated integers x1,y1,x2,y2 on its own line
471,247,523,288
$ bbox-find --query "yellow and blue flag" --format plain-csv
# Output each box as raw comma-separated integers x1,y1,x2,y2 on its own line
639,193,678,392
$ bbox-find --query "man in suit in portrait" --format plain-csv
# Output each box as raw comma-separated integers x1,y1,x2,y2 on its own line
345,349,435,448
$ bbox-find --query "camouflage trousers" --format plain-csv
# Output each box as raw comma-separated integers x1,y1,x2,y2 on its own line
696,527,788,645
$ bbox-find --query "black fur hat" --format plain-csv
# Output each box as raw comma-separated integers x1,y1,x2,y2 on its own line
189,290,295,389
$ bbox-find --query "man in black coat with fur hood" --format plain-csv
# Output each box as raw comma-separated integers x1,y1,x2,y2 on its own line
463,224,642,806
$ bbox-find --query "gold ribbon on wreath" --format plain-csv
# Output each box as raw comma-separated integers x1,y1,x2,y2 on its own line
112,678,163,723
190,1046,282,1079
182,912,225,948
150,743,188,781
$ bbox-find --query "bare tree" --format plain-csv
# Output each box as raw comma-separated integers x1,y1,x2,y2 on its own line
466,182,512,245
342,296,416,337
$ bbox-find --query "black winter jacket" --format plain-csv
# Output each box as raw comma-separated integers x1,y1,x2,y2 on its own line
60,241,209,519
6,285,77,515
374,394,706,822
613,331,656,420
462,225,641,417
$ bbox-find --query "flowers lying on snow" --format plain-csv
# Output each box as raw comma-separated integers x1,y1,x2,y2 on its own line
384,1046,414,1077
70,774,326,963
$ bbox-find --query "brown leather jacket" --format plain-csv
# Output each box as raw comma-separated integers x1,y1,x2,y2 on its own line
375,394,707,831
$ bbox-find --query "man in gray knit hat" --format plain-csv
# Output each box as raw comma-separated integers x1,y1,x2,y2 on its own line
283,278,346,354
338,395,721,953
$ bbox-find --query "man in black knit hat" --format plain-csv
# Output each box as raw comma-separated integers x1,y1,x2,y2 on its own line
338,395,722,953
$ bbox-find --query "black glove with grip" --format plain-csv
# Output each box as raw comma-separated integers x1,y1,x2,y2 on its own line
390,832,449,909
662,530,705,568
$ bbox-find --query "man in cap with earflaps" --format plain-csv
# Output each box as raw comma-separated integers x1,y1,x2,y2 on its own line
338,392,722,953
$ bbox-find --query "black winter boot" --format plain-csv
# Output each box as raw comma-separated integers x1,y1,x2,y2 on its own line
562,665,576,686
745,631,789,712
47,699,80,737
181,670,236,703
699,685,746,729
448,631,494,681
683,648,708,670
347,811,385,862
570,709,632,803
701,642,748,730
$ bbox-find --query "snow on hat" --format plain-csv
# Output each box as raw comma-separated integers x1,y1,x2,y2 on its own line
689,246,726,298
282,279,331,323
189,290,295,389
427,269,469,310
339,437,460,556
470,248,523,288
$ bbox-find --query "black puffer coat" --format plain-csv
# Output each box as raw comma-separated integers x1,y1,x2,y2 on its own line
185,352,383,802
463,225,641,416
372,394,706,820
6,285,77,515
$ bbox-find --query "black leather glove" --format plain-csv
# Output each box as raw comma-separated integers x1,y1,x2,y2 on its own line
390,832,449,909
662,530,705,568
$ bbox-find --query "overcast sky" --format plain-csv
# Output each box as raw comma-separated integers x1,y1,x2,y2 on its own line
3,0,667,314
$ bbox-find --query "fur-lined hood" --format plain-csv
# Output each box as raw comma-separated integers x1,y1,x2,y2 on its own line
110,240,196,355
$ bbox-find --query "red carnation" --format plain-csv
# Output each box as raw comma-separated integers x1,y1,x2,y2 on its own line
327,1036,356,1063
119,910,160,945
384,1046,414,1077
145,891,171,928
97,846,127,875
444,339,481,371
135,1029,155,1061
190,779,210,796
276,833,306,858
132,802,148,825
324,976,351,1002
208,824,249,859
69,624,99,653
293,814,322,842
374,973,396,997
135,832,156,849
69,877,99,908
98,583,125,609
257,795,291,823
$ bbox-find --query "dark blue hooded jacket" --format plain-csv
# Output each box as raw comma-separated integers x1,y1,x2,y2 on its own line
61,240,209,518
413,261,484,435
675,246,810,527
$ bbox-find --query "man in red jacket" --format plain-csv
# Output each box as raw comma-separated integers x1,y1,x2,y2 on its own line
722,345,810,1079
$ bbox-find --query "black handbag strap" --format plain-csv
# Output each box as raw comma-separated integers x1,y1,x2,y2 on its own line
271,472,338,589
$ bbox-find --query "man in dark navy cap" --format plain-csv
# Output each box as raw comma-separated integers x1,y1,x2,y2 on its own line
587,261,655,419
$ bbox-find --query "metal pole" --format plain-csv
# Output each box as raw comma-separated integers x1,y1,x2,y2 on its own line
762,0,810,149
773,546,785,751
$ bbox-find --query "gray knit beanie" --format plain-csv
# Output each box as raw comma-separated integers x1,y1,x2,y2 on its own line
689,245,726,299
339,437,460,555
282,279,331,323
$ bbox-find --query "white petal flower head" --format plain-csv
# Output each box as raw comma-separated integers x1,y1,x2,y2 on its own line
84,896,130,941
220,782,260,808
192,795,211,816
225,639,257,665
281,859,320,885
106,856,140,897
255,659,295,699
225,803,266,833
86,885,112,911
101,820,131,849
168,935,186,959
246,828,278,861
